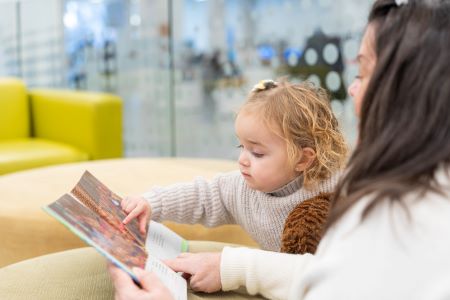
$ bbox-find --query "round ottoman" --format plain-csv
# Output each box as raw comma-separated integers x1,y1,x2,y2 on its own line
0,241,263,300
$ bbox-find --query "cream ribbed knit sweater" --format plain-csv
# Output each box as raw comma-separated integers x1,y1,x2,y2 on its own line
143,170,339,251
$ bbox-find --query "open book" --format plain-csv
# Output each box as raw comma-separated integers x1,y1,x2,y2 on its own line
43,171,188,300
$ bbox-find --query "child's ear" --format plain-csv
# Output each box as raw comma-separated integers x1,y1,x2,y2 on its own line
295,147,316,172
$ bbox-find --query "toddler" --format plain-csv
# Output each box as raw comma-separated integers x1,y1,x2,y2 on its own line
121,79,347,251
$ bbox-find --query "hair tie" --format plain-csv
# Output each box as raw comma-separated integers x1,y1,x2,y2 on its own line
395,0,408,6
252,79,278,92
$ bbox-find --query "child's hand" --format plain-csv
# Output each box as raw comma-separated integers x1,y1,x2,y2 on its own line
164,252,222,293
121,196,151,234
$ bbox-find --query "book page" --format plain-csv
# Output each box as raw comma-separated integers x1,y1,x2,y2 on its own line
145,221,189,260
145,255,187,300
71,170,146,246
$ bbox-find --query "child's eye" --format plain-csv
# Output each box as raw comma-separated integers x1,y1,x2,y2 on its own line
236,144,243,149
355,75,362,80
252,152,264,158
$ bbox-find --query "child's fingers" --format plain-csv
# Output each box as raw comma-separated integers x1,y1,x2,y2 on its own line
121,197,136,211
137,203,150,233
121,196,141,211
122,208,142,224
121,197,129,210
124,202,138,213
139,217,147,234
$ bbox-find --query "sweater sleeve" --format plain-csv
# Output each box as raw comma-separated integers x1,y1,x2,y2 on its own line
220,246,314,300
142,172,239,227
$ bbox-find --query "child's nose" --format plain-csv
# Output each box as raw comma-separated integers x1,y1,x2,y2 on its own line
238,151,250,167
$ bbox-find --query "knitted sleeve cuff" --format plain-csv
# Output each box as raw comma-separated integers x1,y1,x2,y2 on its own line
142,188,164,221
220,246,251,291
221,246,314,299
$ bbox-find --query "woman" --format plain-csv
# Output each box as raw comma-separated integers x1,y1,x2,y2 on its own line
109,0,450,299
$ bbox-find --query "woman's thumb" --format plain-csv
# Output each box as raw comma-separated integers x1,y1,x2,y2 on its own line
133,268,154,290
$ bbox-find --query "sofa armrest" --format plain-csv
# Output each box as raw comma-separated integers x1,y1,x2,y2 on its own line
29,89,123,159
0,78,30,140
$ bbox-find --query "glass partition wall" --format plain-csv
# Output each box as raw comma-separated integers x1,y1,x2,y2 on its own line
0,2,20,78
62,0,174,156
0,0,370,159
0,0,65,86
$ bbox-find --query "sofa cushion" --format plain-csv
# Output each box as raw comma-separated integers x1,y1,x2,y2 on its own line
0,138,88,175
0,78,29,140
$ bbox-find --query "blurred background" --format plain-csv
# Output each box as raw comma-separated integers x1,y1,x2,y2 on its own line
0,0,372,160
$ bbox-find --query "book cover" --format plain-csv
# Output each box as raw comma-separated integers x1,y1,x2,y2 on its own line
43,171,188,300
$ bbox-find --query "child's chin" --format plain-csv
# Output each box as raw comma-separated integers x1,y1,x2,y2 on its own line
244,180,260,191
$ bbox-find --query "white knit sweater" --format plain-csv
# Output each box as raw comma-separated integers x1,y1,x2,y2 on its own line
221,166,450,300
143,170,339,251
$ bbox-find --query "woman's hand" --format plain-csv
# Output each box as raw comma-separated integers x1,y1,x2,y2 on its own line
108,264,173,300
165,252,222,293
121,196,151,234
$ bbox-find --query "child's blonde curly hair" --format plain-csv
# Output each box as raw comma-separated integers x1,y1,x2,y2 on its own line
239,79,348,188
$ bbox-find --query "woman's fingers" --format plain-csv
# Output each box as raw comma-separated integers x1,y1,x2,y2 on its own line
164,255,196,274
108,264,138,292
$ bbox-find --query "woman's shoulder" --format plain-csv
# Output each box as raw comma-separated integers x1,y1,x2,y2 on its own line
322,165,450,250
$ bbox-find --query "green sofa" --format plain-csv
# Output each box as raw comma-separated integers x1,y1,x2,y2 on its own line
0,78,123,175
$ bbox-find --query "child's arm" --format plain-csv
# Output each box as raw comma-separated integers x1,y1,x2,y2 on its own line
144,172,239,227
123,171,240,228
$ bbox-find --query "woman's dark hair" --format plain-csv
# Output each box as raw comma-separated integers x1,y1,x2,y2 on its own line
326,0,450,229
